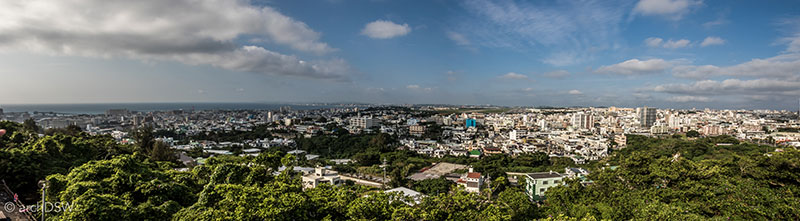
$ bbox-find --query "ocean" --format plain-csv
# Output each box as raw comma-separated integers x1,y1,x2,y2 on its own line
0,103,347,115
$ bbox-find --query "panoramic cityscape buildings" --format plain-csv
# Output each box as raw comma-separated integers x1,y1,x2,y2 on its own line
1,0,800,220
1,103,798,202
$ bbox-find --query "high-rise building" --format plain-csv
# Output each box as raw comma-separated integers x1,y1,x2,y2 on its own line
465,118,477,128
510,129,527,141
409,125,425,136
350,117,378,129
571,113,594,129
538,119,547,130
133,115,143,127
639,106,657,128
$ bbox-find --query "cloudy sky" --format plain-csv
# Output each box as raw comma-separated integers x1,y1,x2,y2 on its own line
1,0,799,110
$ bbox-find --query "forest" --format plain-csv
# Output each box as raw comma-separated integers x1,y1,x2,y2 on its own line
0,120,798,220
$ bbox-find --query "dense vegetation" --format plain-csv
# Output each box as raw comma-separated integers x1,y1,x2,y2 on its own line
1,120,799,220
0,121,133,200
545,135,800,220
294,132,396,159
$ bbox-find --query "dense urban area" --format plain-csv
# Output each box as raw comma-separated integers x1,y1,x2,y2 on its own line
0,104,799,220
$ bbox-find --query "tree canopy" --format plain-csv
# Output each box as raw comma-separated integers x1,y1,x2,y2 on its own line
2,120,799,220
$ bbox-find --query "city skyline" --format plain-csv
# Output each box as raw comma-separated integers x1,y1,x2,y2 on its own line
1,0,800,110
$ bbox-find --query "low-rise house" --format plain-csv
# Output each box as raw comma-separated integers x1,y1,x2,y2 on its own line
524,171,564,201
385,187,425,205
456,168,484,193
331,159,352,165
468,149,482,158
305,154,320,161
302,167,342,190
483,147,503,155
287,149,307,155
409,125,426,136
564,167,589,179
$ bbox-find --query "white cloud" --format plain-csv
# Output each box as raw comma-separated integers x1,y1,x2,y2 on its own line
543,52,587,67
703,17,728,28
633,93,653,100
444,70,459,81
361,20,411,39
632,0,701,20
1,1,334,54
0,0,351,79
652,78,800,105
644,37,664,47
667,96,711,102
671,53,800,79
776,17,800,53
500,72,529,79
568,90,583,95
595,59,671,75
461,0,626,65
781,35,800,53
543,70,570,79
644,37,690,49
654,78,800,96
662,39,691,49
175,46,351,80
700,36,725,47
446,31,471,46
406,84,433,92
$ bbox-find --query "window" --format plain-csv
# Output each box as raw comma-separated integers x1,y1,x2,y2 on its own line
554,180,561,184
539,188,545,193
543,181,548,184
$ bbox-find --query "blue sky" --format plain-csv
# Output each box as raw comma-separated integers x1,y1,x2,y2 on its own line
1,0,799,110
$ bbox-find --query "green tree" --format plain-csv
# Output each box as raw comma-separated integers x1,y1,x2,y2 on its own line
150,140,178,163
47,154,196,220
411,178,453,195
23,118,40,133
131,126,155,153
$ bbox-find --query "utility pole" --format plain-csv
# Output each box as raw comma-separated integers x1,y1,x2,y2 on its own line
38,180,48,221
381,158,387,189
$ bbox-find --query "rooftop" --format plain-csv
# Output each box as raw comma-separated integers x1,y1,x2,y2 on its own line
527,172,563,179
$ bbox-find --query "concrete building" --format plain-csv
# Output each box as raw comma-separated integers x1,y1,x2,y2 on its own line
524,171,564,201
351,117,379,129
650,125,670,134
456,168,484,193
385,187,425,205
614,134,627,149
509,129,527,141
302,167,342,190
409,124,426,136
564,167,589,179
465,118,477,128
639,107,657,128
572,113,594,130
